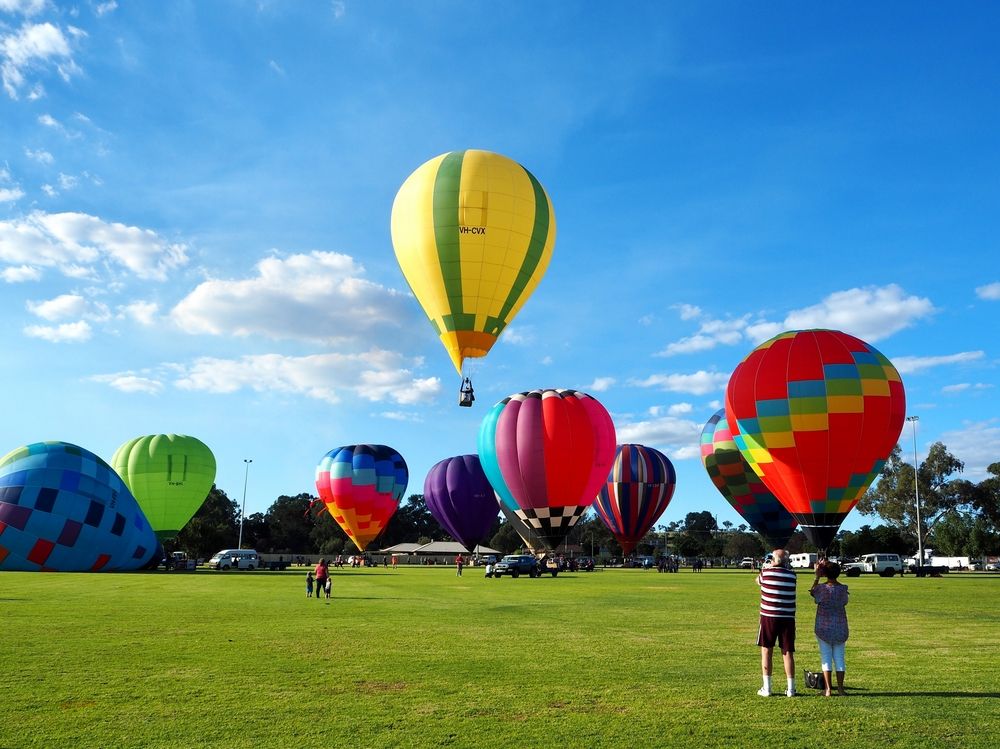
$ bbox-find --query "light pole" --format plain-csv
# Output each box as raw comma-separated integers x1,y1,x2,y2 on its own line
238,458,252,549
906,416,923,571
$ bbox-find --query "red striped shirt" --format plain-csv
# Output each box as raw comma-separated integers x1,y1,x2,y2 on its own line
758,566,797,618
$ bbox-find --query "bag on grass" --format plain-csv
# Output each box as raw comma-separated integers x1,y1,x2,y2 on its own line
805,670,824,690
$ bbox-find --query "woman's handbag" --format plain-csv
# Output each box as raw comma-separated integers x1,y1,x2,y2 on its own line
805,670,825,690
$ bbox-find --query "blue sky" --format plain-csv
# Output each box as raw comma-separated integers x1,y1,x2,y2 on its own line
1,1,998,533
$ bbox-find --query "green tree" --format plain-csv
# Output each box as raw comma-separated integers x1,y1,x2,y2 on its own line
724,531,764,560
265,494,315,552
174,486,240,559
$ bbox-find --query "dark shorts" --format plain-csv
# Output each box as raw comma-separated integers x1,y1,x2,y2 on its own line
757,616,795,653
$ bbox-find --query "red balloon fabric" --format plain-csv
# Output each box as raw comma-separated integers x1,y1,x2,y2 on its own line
478,389,616,551
725,329,905,549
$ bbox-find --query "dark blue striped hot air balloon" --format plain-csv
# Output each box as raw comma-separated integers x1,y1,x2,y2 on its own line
593,444,677,556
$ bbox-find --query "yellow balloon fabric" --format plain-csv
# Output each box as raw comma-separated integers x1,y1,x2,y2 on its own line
111,434,217,540
391,150,556,375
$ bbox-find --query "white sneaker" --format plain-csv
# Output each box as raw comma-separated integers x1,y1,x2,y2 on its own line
785,689,796,697
757,688,771,697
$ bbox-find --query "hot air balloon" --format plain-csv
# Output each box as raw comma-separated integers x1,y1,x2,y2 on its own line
498,503,545,554
315,445,408,552
0,441,158,571
594,444,677,557
700,409,797,549
423,455,500,552
725,329,906,550
478,389,616,551
111,434,216,540
391,150,556,402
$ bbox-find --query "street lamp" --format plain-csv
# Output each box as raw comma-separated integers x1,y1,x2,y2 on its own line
238,458,252,549
906,416,923,571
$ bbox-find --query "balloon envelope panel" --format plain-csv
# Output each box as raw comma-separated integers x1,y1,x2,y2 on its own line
478,389,616,551
391,149,556,374
594,444,677,556
700,409,796,549
0,441,158,571
423,455,499,552
725,329,906,549
111,434,216,539
315,445,407,552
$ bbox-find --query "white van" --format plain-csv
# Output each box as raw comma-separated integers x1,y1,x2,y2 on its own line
789,553,818,569
208,549,260,571
844,553,902,576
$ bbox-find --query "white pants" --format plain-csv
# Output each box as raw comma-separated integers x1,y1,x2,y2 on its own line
817,638,846,672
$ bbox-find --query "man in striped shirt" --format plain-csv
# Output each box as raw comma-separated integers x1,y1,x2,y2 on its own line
755,548,797,697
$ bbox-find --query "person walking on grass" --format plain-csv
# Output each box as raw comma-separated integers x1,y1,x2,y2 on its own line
756,548,797,697
810,560,849,697
455,554,464,576
314,559,329,604
306,571,314,598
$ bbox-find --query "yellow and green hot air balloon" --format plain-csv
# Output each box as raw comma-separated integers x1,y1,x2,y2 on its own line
391,149,556,382
111,434,217,540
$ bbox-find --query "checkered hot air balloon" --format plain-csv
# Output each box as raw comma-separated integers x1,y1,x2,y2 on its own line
0,441,159,572
478,389,616,551
423,455,500,552
593,444,677,557
700,409,797,550
725,330,906,550
315,445,408,553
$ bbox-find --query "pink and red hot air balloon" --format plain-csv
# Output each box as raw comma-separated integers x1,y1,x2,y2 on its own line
725,329,905,550
478,389,616,552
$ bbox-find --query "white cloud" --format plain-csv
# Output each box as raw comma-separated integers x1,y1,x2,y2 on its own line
171,251,413,343
0,1,47,16
941,383,994,394
41,183,56,196
23,320,91,342
752,284,934,344
501,326,533,345
707,399,722,410
24,147,53,164
165,349,440,405
90,373,163,395
615,414,703,460
976,282,1000,301
0,211,189,280
1,22,81,99
540,355,553,366
1,264,40,282
938,421,1000,481
331,1,346,20
675,304,702,321
57,172,76,190
26,292,87,320
893,351,984,375
268,59,285,75
379,411,423,422
119,300,159,325
94,1,118,16
638,314,655,326
585,376,615,393
667,402,693,415
632,370,730,396
0,186,24,202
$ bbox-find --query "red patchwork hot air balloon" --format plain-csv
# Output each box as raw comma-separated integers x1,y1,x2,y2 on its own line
725,329,905,550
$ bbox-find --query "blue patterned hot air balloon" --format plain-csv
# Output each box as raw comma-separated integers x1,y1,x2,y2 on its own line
0,441,159,572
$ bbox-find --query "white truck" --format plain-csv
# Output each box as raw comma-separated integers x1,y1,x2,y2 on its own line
905,554,971,571
789,553,818,569
207,549,260,570
843,553,903,577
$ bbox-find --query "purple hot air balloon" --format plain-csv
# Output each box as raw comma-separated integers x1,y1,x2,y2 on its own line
423,455,500,552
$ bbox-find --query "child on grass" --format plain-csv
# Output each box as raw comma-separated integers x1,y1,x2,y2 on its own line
306,571,314,598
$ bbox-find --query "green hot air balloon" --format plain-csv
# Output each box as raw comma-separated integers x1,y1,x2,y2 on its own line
111,434,217,540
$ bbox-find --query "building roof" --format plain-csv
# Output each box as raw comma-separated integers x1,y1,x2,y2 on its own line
379,543,423,553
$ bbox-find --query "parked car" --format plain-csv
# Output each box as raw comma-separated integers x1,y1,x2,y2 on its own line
842,553,902,577
207,549,259,571
739,557,755,569
986,562,999,571
492,554,539,578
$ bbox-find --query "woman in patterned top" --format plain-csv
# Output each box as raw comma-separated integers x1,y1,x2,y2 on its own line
810,560,849,696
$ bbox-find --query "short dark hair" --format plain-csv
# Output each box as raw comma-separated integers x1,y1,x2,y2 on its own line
824,562,841,580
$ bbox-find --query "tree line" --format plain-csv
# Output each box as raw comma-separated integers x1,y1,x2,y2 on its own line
168,442,1000,561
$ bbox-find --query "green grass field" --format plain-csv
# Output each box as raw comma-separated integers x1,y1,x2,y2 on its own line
1,566,998,748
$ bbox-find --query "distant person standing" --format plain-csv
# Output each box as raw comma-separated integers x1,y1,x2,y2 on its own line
324,576,332,600
391,555,398,570
306,571,314,598
810,560,849,696
756,548,797,697
455,554,464,576
314,559,330,604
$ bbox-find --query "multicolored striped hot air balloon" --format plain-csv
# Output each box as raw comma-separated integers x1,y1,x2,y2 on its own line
478,389,616,551
315,445,408,552
111,434,216,540
391,149,556,378
593,444,677,557
0,441,159,571
725,329,906,550
700,409,796,550
423,455,499,552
